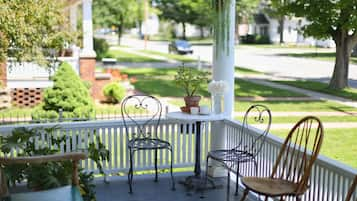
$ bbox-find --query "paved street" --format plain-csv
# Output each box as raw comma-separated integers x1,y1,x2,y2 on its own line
120,36,357,88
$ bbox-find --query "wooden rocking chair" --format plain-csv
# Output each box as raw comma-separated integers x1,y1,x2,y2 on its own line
0,152,87,201
345,175,357,201
240,116,324,201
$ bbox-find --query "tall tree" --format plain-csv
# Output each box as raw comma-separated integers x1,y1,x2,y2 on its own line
155,0,203,39
0,0,72,64
285,0,357,89
235,0,260,41
93,0,138,45
265,0,289,44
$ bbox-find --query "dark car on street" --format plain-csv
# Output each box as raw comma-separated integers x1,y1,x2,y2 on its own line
168,40,193,54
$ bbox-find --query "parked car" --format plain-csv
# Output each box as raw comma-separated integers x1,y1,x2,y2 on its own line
168,40,193,54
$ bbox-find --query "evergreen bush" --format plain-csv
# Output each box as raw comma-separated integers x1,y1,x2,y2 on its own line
33,62,94,120
94,38,109,60
103,82,126,104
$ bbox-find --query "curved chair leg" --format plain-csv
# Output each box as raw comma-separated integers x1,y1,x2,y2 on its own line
296,196,301,201
235,164,240,196
227,170,231,201
169,147,175,191
128,148,134,194
253,160,258,177
240,189,249,201
154,149,158,182
264,196,268,201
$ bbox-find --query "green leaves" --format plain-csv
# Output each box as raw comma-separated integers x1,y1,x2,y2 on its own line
33,62,94,120
174,66,209,96
0,0,74,65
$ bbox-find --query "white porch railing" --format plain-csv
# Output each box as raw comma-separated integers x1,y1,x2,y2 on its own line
223,119,357,201
0,119,356,201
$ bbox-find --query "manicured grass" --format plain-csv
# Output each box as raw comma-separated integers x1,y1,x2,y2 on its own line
0,107,34,118
238,44,321,49
121,67,304,98
140,50,196,62
270,128,357,168
275,80,357,100
280,52,357,64
235,115,357,123
105,49,162,63
234,100,357,112
235,79,304,97
235,66,262,75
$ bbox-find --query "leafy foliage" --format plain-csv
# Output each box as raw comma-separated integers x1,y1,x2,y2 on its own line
0,0,74,65
156,0,213,39
174,65,209,96
0,126,110,201
93,0,138,44
33,62,94,120
94,38,109,60
284,0,357,89
103,82,126,104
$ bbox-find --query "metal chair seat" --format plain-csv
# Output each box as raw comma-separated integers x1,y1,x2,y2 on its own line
128,138,171,150
207,149,254,163
204,104,272,197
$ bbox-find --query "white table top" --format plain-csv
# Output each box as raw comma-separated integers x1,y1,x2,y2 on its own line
166,111,225,122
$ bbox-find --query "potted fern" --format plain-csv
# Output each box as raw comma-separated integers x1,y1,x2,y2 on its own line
174,65,209,112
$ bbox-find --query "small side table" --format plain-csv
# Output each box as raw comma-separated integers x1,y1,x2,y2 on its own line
166,112,225,192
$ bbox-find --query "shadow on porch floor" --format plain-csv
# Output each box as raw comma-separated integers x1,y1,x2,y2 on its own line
95,172,257,201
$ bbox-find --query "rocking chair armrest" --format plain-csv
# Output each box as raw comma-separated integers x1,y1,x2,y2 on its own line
0,152,87,165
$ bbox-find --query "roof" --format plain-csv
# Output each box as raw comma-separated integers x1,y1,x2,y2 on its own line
254,13,269,24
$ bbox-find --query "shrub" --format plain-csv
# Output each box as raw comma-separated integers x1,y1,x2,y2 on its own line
94,38,109,60
33,62,94,120
240,34,271,44
0,126,109,201
103,82,126,104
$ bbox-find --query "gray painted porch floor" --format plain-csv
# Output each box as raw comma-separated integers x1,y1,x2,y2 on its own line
95,172,257,201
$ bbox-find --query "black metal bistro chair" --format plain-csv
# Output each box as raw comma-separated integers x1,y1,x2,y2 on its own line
121,95,175,193
205,104,272,196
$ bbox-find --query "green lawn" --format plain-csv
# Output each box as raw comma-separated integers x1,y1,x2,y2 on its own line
235,66,262,75
121,67,304,98
105,49,162,63
280,52,357,64
234,100,357,112
235,115,357,123
140,50,196,62
270,128,357,168
275,80,357,100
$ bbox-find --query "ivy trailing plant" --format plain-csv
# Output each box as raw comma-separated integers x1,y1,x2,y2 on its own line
0,127,110,201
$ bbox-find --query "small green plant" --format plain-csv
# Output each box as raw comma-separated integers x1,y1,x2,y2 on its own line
103,82,126,104
0,127,109,201
174,65,209,97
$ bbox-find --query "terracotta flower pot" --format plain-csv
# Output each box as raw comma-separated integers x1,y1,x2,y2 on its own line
184,96,201,107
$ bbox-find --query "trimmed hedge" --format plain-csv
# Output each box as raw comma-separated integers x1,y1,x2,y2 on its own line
94,38,109,60
33,62,94,120
103,82,126,104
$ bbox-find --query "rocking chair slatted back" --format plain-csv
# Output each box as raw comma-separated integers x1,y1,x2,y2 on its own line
345,175,357,201
121,95,162,140
270,116,324,194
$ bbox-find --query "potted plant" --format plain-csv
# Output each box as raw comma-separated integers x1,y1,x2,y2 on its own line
174,65,209,112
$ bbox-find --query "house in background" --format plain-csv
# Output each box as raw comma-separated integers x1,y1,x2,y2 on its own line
247,12,335,47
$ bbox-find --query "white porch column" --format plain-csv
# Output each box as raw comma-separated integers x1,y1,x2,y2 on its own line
81,0,96,57
70,5,78,32
209,0,236,177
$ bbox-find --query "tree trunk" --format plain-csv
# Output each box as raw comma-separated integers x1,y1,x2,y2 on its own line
329,32,352,89
182,22,186,40
235,16,240,44
199,26,204,39
279,16,284,44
